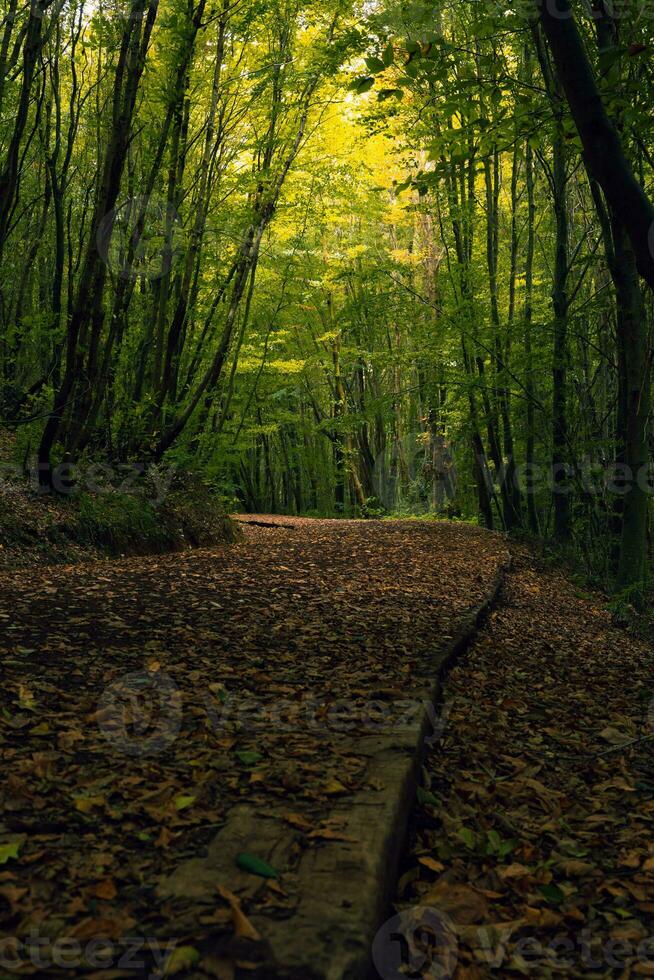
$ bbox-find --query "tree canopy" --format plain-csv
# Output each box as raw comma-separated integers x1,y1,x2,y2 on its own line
2,0,654,589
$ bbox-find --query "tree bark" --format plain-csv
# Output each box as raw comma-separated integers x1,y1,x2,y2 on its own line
538,0,654,290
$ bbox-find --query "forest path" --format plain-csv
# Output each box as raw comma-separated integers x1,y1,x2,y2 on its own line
0,517,509,978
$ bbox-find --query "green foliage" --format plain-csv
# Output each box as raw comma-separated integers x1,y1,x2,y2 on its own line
0,0,653,591
76,492,170,555
608,584,649,626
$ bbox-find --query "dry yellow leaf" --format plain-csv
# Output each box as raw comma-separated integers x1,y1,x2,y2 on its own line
418,856,445,873
74,795,105,814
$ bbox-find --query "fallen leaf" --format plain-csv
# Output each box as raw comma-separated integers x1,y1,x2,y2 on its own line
218,885,261,941
74,795,106,814
93,879,118,900
174,794,196,811
418,856,445,873
0,842,21,865
236,853,278,879
424,880,488,924
163,946,201,976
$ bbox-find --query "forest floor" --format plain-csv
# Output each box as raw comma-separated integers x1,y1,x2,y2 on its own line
0,518,653,978
397,542,654,979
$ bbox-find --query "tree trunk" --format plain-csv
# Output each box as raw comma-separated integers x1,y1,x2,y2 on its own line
538,0,654,290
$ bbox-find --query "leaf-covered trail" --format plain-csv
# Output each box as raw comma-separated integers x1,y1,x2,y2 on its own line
397,543,654,979
0,517,508,977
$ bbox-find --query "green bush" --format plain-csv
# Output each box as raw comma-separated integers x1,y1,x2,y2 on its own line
73,472,240,556
608,583,649,627
76,492,173,555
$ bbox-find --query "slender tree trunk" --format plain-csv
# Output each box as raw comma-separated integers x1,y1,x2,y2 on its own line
551,119,571,540
523,129,540,534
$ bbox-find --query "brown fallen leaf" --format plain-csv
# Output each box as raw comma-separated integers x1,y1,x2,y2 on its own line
556,859,596,877
424,880,488,925
497,863,531,880
0,885,28,911
281,812,314,832
93,878,118,900
156,826,173,849
307,829,358,843
599,725,628,745
418,856,445,873
74,794,106,814
69,915,136,940
218,885,261,941
523,907,563,928
323,779,349,795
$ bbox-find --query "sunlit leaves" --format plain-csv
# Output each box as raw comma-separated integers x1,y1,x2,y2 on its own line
348,75,375,94
365,55,386,73
378,88,404,101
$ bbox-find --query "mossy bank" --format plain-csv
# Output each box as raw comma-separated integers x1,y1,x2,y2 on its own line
0,467,240,569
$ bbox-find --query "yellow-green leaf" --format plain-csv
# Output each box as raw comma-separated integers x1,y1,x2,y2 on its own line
0,842,21,865
174,794,196,811
163,946,200,976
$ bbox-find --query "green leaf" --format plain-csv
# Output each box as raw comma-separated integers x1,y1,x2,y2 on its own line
378,89,404,102
348,76,375,95
236,852,278,879
0,842,20,865
457,827,476,849
174,794,196,811
163,946,201,976
416,787,438,805
498,838,519,858
538,883,565,905
382,42,395,67
365,56,386,74
29,722,50,735
236,750,263,766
